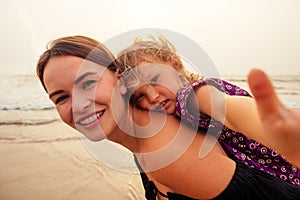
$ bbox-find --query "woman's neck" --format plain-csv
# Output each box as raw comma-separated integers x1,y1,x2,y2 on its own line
107,106,141,153
108,126,139,152
108,106,159,153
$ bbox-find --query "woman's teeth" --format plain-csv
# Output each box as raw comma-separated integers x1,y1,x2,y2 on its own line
78,111,104,125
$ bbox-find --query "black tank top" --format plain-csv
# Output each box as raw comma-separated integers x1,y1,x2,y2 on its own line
134,157,300,200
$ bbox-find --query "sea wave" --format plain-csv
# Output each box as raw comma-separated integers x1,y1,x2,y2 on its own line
0,119,59,125
0,135,79,144
0,74,54,111
0,109,60,126
271,77,300,82
0,105,55,111
278,91,300,95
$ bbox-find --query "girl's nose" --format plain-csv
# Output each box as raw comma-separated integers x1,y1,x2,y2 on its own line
146,86,160,103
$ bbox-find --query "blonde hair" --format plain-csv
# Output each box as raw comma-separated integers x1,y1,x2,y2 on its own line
117,34,200,84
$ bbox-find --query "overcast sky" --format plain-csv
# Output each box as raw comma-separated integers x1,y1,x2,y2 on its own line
1,0,299,75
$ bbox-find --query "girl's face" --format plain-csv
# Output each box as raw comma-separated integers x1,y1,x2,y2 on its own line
127,63,182,114
43,55,124,141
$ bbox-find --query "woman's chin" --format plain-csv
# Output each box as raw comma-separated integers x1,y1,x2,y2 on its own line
76,126,107,141
85,132,106,142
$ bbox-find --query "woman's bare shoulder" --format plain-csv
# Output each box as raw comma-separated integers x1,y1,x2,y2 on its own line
134,112,236,199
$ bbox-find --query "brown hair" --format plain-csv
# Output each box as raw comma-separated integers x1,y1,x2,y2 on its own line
36,35,118,92
116,34,200,83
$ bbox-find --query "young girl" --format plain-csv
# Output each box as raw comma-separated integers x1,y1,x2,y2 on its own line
116,35,300,188
36,35,300,200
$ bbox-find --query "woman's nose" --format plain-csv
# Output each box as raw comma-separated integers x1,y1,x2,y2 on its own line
72,94,92,113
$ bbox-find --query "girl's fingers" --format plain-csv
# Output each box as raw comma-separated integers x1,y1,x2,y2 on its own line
247,69,283,120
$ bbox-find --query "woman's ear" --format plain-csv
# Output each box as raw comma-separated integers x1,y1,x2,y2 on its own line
115,67,122,77
119,84,128,95
114,68,128,95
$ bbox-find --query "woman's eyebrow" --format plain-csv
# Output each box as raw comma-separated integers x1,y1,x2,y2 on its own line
49,72,98,99
49,90,64,99
74,72,97,85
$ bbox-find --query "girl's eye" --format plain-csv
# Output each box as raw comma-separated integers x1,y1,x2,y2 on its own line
150,75,159,83
131,94,144,105
82,80,97,89
55,95,69,104
136,94,144,102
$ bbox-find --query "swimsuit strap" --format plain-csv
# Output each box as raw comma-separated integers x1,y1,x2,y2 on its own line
134,156,168,199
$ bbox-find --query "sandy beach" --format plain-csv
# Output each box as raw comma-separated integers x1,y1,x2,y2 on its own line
0,119,145,200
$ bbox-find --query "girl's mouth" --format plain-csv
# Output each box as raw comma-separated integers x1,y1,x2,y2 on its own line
160,100,169,109
76,110,105,127
150,100,170,112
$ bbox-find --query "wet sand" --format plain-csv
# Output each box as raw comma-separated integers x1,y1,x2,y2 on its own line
0,121,145,200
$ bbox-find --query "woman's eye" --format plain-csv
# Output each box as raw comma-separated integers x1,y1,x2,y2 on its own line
150,75,159,83
82,80,97,89
55,95,69,104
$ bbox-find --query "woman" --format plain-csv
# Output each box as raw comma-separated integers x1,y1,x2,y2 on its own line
36,35,300,200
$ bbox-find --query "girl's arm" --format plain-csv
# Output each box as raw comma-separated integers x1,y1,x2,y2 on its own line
188,85,270,146
248,69,300,167
190,79,300,166
189,84,269,147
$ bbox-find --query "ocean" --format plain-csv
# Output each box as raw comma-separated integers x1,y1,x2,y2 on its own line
224,75,300,109
0,74,299,126
0,74,59,126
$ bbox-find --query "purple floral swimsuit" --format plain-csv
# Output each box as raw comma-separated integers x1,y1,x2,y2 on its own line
175,78,300,186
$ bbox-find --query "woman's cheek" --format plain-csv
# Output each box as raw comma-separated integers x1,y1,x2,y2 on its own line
58,105,74,128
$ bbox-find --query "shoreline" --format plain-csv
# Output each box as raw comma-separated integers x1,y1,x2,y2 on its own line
0,121,145,200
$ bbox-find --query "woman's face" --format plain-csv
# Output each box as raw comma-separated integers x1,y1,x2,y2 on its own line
43,55,123,141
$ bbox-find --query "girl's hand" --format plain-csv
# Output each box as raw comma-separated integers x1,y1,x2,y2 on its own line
248,69,300,167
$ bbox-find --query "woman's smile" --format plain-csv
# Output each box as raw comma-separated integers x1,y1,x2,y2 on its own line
76,109,106,129
43,55,124,141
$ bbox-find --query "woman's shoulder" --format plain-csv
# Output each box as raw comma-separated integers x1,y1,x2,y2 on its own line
134,111,236,199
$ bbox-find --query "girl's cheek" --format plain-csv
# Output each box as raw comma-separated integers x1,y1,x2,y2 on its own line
162,88,177,99
138,100,149,110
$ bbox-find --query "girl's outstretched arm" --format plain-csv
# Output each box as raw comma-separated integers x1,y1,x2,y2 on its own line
188,71,300,166
190,82,267,146
248,68,300,167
